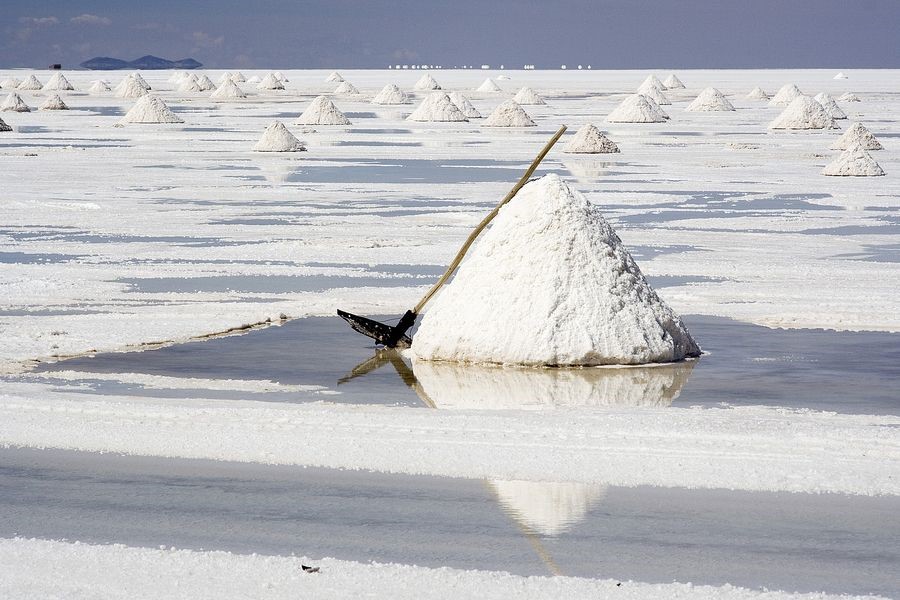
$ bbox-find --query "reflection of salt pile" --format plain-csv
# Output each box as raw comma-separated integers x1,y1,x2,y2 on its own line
822,148,884,177
326,71,344,83
563,123,619,153
747,87,769,100
414,73,441,90
253,120,306,152
1,77,21,89
89,80,111,95
489,480,607,536
407,92,468,122
477,78,502,92
43,72,75,91
831,122,882,150
607,94,667,123
814,93,847,120
333,81,359,95
563,159,611,182
0,116,11,132
1,93,30,112
210,79,246,100
839,92,860,102
768,84,803,107
637,81,670,105
18,75,43,90
448,92,481,118
257,73,285,90
372,84,408,105
117,95,183,125
769,96,838,130
685,87,734,112
296,95,351,125
663,74,685,89
118,76,150,98
483,100,535,127
39,94,68,110
412,174,700,366
513,87,545,105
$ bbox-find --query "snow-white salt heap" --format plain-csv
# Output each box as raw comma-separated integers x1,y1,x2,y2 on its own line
412,174,700,366
563,123,619,153
477,78,502,93
168,71,187,85
88,80,110,95
17,75,43,90
218,71,233,85
814,93,847,120
747,86,769,100
831,122,882,151
231,71,247,83
0,116,11,132
640,74,665,91
768,83,803,107
129,72,151,90
685,87,735,112
257,73,284,90
483,100,535,127
117,95,183,125
371,84,408,105
42,72,74,91
448,92,481,118
195,74,216,91
253,121,306,152
822,147,884,177
607,94,667,123
1,77,21,89
117,76,149,99
839,92,861,102
407,92,468,122
637,81,670,105
1,93,30,112
296,95,351,125
663,74,685,89
177,76,202,93
210,79,246,100
769,96,838,130
333,81,359,95
245,75,261,85
414,73,441,91
274,71,288,82
326,71,344,83
38,94,68,111
834,72,848,80
513,87,546,105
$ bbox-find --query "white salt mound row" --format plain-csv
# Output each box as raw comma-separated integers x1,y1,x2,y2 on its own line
448,92,481,118
296,95,351,125
513,87,546,105
257,73,284,90
607,94,667,123
685,87,735,112
822,148,884,177
412,174,700,366
42,72,74,91
637,81,670,105
39,94,68,110
0,116,11,132
371,84,408,105
663,74,685,89
195,74,217,91
414,73,441,91
814,93,847,119
333,81,359,95
839,92,861,102
1,93,30,112
326,71,344,83
17,75,43,90
483,100,535,127
768,83,803,107
117,77,149,99
117,95,183,125
89,80,111,95
210,79,246,100
231,71,247,83
831,122,882,151
477,78,502,93
563,123,619,154
253,121,306,152
769,96,838,130
407,92,468,122
747,87,769,100
1,77,22,89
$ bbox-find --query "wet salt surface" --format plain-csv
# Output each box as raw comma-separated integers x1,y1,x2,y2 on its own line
34,315,900,415
0,447,896,596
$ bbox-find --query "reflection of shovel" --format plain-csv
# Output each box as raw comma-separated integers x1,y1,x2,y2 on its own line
338,125,568,348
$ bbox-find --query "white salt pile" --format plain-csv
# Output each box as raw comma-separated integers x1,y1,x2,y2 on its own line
476,78,502,93
38,94,68,111
414,73,441,91
513,87,546,105
637,81,670,105
17,75,43,90
168,72,188,85
607,94,667,123
129,72,151,90
483,100,535,127
88,80,111,95
245,75,261,85
685,87,735,112
253,121,306,152
839,92,861,102
769,96,838,130
640,74,665,91
822,147,884,176
333,81,360,95
834,72,848,80
0,116,11,132
195,74,217,91
274,71,288,82
257,73,284,90
768,84,803,107
218,72,233,85
448,92,481,118
1,77,21,89
116,95,183,125
747,87,769,100
563,124,619,153
176,76,202,93
831,122,883,151
1,93,30,112
231,71,247,83
371,84,408,105
296,95,351,125
326,71,344,83
210,79,246,100
663,74,685,89
407,92,468,122
814,93,847,119
42,72,74,91
411,174,700,366
116,76,149,99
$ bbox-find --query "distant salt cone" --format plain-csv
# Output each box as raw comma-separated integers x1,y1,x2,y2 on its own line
117,77,149,98
414,73,441,91
1,77,22,89
769,96,838,130
0,116,12,132
43,72,74,91
833,72,848,80
477,78,502,93
253,121,306,152
412,174,701,366
296,95,351,125
838,92,860,102
831,122,882,151
513,87,546,105
333,81,359,95
747,87,769,100
177,77,202,92
563,124,619,153
448,92,481,118
17,75,43,91
768,84,803,107
642,95,670,119
607,94,667,123
218,71,233,85
685,87,735,112
663,74,685,89
274,71,288,82
195,74,217,91
407,92,468,122
483,100,535,127
326,71,344,83
117,95,183,125
210,79,247,100
637,81,670,105
640,74,665,91
371,84,408,105
129,72,151,90
814,93,847,120
1,93,30,112
822,147,884,177
168,71,188,84
245,75,261,85
89,80,111,95
257,73,285,90
231,71,247,83
39,94,68,111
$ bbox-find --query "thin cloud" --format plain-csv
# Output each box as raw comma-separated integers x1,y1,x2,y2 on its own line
190,31,224,50
19,16,59,27
70,14,112,26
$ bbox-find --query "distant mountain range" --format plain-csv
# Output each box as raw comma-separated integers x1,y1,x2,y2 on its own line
80,55,202,70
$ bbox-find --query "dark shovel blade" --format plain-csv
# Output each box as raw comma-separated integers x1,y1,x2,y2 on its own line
337,309,413,348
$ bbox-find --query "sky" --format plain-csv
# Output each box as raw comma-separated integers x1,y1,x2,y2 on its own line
2,0,899,70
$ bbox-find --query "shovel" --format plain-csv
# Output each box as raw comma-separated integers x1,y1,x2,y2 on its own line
338,124,568,348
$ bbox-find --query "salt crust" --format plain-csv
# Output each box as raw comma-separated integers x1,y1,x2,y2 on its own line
210,79,246,100
414,73,441,90
831,122,882,151
117,95,183,125
747,87,769,100
407,92,468,122
448,92,481,118
411,174,700,366
822,148,884,177
663,73,685,89
296,95,351,125
513,86,546,105
477,77,502,92
814,93,847,119
38,94,68,110
372,84,408,105
607,94,667,123
563,123,619,153
333,81,359,94
769,96,838,130
685,87,735,112
253,121,306,152
768,84,803,107
1,92,30,112
483,100,535,127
